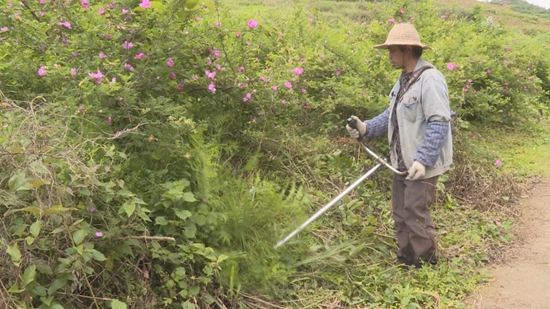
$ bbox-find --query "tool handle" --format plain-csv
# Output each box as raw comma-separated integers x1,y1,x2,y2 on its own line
346,117,363,142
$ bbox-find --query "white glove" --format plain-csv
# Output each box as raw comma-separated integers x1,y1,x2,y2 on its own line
406,161,426,180
346,116,367,140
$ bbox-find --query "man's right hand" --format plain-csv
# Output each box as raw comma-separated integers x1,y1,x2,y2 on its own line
346,115,367,139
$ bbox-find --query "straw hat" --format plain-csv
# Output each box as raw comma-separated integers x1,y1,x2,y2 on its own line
373,23,432,50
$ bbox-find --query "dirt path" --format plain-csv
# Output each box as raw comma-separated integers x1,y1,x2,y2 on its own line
465,179,550,309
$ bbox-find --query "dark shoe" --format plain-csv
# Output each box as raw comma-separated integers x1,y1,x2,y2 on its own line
397,256,415,269
414,254,438,269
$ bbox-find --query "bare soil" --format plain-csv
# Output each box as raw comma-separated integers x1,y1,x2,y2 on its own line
464,179,550,309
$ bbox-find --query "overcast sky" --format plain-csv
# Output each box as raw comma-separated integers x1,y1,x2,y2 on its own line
526,0,550,9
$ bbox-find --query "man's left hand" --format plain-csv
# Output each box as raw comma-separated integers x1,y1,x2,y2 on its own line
406,161,426,180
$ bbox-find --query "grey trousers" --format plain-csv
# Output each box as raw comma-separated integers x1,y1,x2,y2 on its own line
392,173,439,263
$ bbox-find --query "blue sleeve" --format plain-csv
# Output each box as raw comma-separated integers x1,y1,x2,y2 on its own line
414,120,449,167
364,109,390,139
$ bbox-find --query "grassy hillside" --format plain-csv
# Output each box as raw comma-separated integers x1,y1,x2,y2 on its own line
0,0,549,308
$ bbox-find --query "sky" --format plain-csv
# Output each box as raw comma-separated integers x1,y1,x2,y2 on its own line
525,0,550,9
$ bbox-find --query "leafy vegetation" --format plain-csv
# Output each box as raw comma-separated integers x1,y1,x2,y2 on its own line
0,0,549,308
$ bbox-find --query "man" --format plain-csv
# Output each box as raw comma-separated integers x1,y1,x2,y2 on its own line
346,23,453,268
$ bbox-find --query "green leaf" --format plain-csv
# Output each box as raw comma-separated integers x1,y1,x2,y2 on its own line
45,205,76,216
186,0,200,9
155,216,168,226
194,214,206,226
91,250,106,262
182,301,195,309
175,209,192,220
4,206,42,217
110,299,127,309
361,226,376,236
26,236,35,246
8,283,24,294
117,188,134,197
8,172,32,191
30,220,42,237
182,192,196,202
203,0,215,11
22,265,36,286
184,223,196,238
73,229,87,245
41,296,53,306
6,243,22,266
149,1,164,10
48,276,69,295
123,201,136,217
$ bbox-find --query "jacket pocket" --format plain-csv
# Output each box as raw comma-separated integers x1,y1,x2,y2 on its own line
401,94,420,122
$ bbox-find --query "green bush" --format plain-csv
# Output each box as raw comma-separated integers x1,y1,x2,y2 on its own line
1,0,549,308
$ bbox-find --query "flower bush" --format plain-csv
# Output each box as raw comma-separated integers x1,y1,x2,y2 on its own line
0,0,549,308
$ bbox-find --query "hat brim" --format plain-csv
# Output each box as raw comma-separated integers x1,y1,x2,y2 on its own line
373,43,433,50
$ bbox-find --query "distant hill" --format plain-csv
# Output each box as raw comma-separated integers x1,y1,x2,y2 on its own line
488,0,550,17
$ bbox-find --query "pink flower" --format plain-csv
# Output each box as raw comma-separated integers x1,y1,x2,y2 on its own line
215,64,221,71
58,21,71,29
108,116,112,124
71,68,77,77
236,31,242,38
213,22,221,27
243,93,251,102
166,58,174,67
39,0,44,4
205,70,216,79
388,18,395,24
294,67,304,75
107,2,116,9
237,66,244,72
0,27,7,32
208,83,216,92
468,78,473,83
495,160,502,168
99,52,108,59
472,134,476,139
89,70,104,84
247,19,259,29
95,231,103,237
271,86,278,91
447,62,457,70
81,0,89,9
134,52,144,59
487,69,491,74
38,66,47,76
98,7,104,14
139,0,150,8
90,207,97,212
301,88,306,94
124,63,134,71
122,41,133,49
122,8,129,14
177,84,183,91
506,46,511,52
284,82,292,88
170,73,176,79
399,9,405,14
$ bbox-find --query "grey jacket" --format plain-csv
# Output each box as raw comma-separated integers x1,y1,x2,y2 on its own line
366,58,453,179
